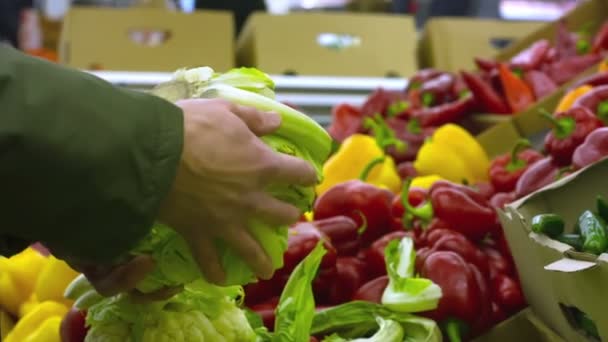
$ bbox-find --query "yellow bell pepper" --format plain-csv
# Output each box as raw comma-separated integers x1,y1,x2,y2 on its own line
411,175,444,189
4,301,68,342
5,247,48,296
555,85,593,113
34,256,79,307
600,59,608,72
1,309,15,340
304,211,314,221
23,316,63,342
0,258,29,316
316,134,401,195
414,124,490,184
19,293,40,319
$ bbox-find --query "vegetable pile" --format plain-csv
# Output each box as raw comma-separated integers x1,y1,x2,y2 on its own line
0,244,81,342
327,18,608,164
483,66,608,209
531,195,608,256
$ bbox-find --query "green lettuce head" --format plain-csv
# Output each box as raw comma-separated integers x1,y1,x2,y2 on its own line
129,67,332,290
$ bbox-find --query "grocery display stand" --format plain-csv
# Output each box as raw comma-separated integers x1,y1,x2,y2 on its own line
88,71,408,126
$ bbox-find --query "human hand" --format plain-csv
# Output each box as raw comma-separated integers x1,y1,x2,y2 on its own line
68,255,181,301
157,99,317,285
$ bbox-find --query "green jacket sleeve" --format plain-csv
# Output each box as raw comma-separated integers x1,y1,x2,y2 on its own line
0,45,184,263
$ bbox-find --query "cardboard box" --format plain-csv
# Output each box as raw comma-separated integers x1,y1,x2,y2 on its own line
59,7,234,72
236,12,417,77
473,308,565,342
499,158,608,341
418,18,543,72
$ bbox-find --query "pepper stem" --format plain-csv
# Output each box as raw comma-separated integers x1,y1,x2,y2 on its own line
359,156,386,182
354,211,368,235
442,318,469,342
539,110,576,139
597,100,608,124
407,118,422,135
363,114,407,152
506,138,532,172
401,178,434,228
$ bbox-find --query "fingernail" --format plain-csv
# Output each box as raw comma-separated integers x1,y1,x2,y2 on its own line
267,112,281,127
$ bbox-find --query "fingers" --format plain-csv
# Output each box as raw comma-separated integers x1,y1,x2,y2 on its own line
231,104,281,136
85,255,156,297
248,192,301,226
220,226,274,280
188,235,226,285
264,152,318,186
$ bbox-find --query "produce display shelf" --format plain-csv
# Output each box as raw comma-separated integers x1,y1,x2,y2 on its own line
87,71,408,126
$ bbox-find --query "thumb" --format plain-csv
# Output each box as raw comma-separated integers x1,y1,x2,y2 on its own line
232,105,281,136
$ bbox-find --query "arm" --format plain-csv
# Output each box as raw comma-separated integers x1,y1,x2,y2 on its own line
0,45,183,263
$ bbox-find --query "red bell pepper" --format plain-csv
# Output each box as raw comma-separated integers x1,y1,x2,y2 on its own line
461,71,510,114
418,229,490,277
489,192,517,209
391,185,428,219
408,95,475,127
314,180,394,246
490,302,508,326
419,251,492,339
327,103,363,142
546,54,603,85
571,71,608,90
244,278,280,306
572,127,608,169
510,39,551,71
420,73,457,106
555,19,578,60
514,156,560,198
397,161,418,179
524,70,558,100
452,75,470,98
428,181,499,241
491,274,526,315
282,222,337,272
271,222,338,303
542,107,603,165
351,275,389,303
480,245,515,280
385,117,435,163
245,223,338,305
31,242,50,256
60,308,88,342
361,88,407,118
592,22,608,53
407,69,445,92
327,257,368,305
498,63,535,113
572,84,608,124
489,139,544,193
314,216,360,256
473,182,496,201
358,231,410,279
544,47,557,64
474,57,498,72
250,297,280,330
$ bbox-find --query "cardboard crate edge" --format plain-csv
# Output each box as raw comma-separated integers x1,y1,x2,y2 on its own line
501,157,608,341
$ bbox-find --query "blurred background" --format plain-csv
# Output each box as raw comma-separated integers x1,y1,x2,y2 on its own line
2,0,583,52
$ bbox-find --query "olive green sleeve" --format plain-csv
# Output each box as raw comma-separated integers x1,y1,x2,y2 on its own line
0,45,184,263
